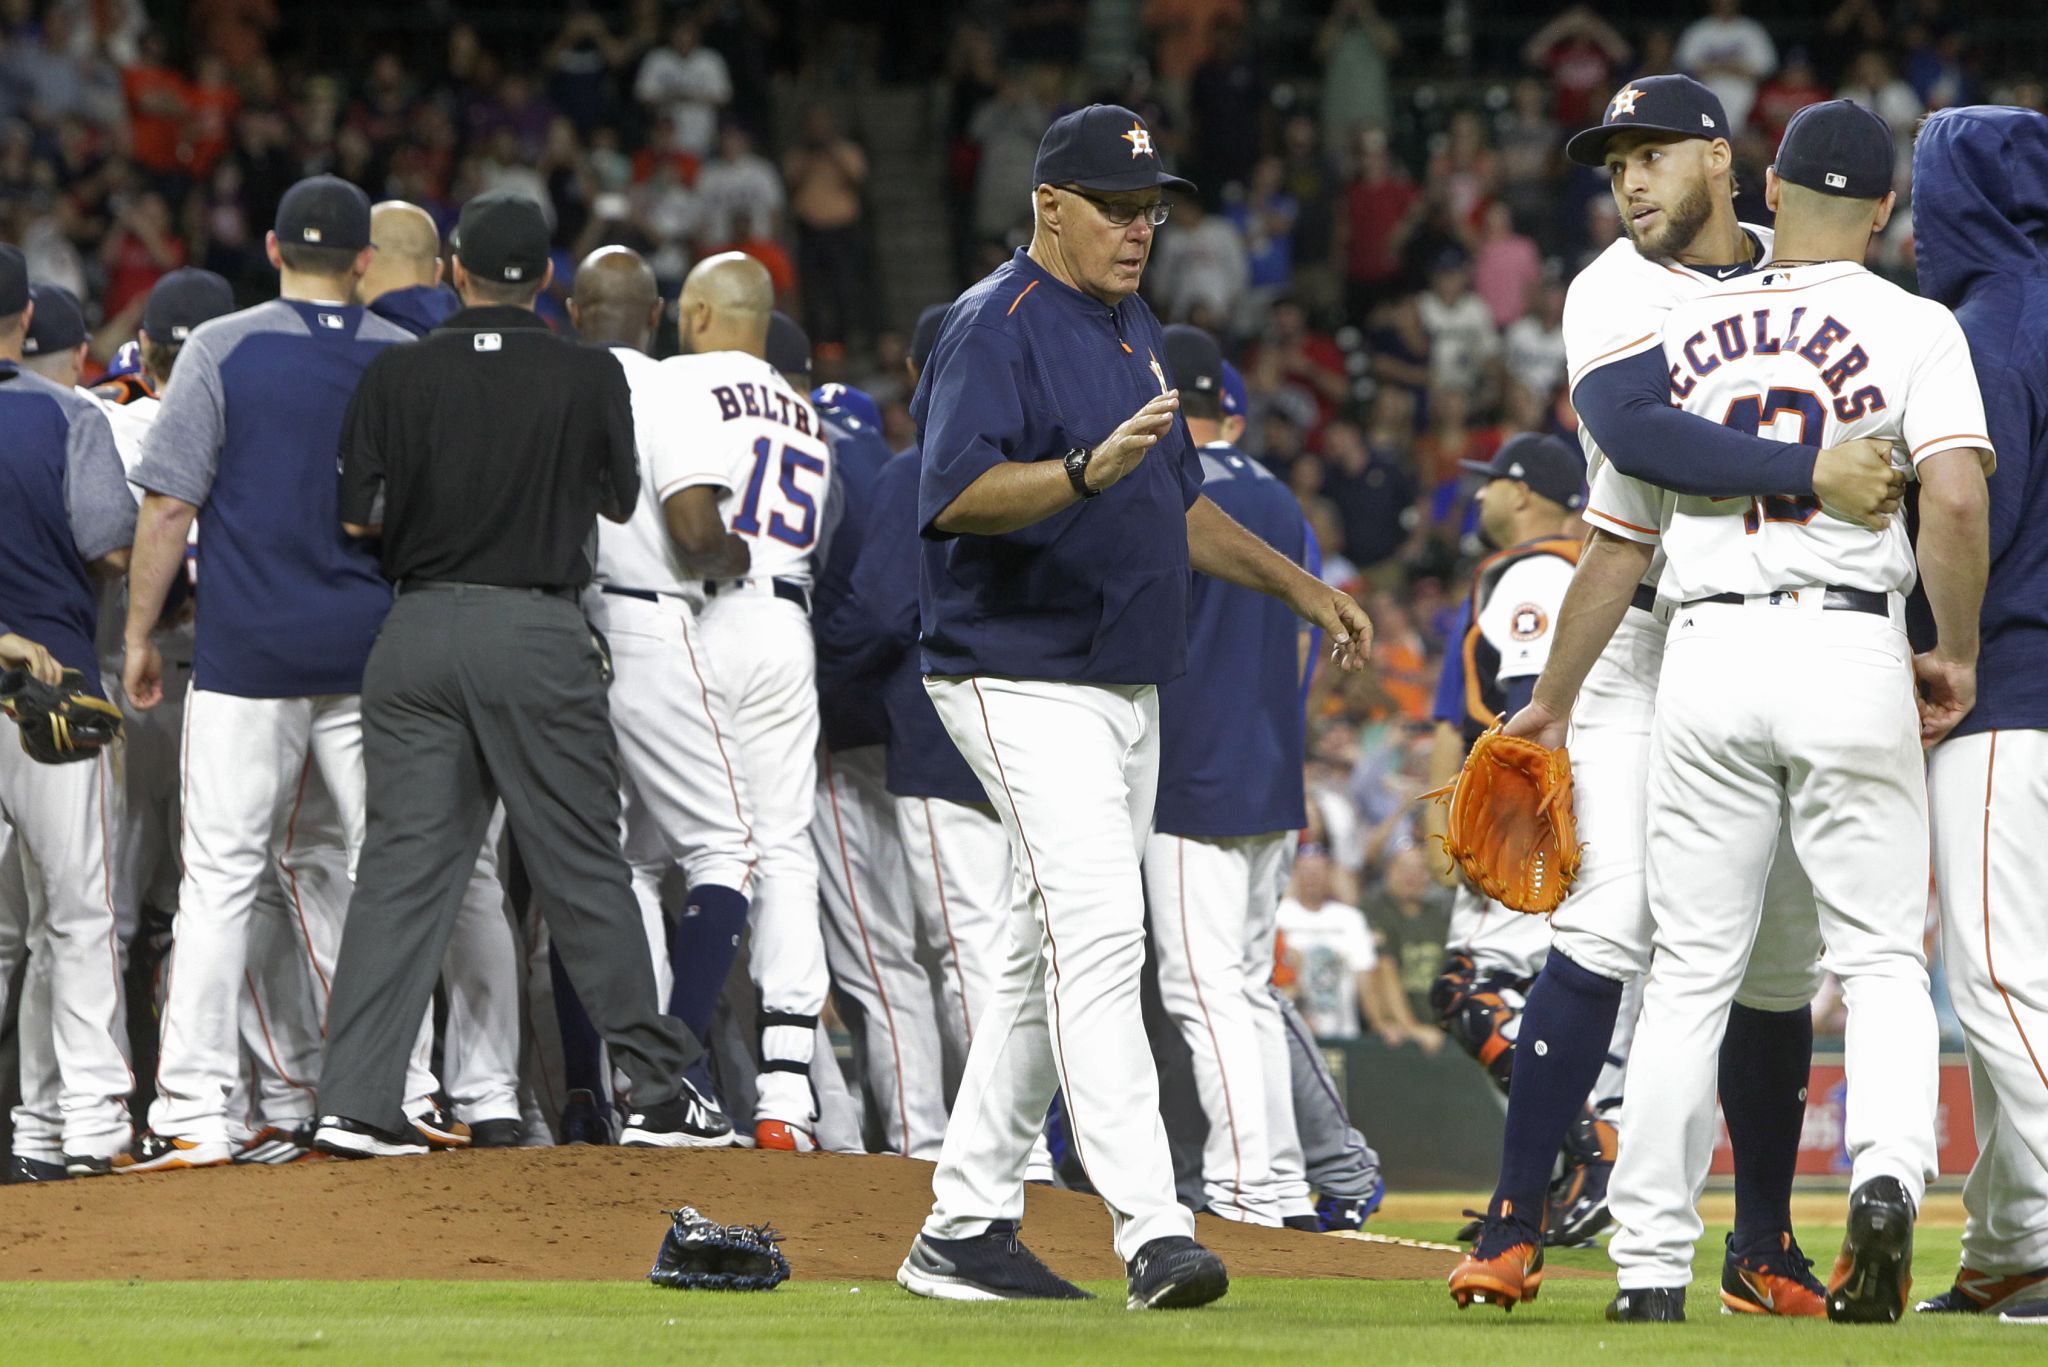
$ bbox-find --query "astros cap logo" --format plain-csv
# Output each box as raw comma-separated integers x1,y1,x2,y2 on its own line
1609,85,1643,119
1122,123,1155,159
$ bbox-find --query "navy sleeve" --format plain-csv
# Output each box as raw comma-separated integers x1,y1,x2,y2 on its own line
1174,419,1203,509
1978,356,2040,565
336,354,388,527
917,322,1031,539
1432,600,1471,726
843,457,922,678
1573,349,1820,498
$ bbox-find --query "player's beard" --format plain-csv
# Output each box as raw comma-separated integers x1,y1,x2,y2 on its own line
1628,176,1714,261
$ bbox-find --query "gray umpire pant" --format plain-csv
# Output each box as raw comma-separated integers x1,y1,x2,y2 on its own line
318,584,699,1133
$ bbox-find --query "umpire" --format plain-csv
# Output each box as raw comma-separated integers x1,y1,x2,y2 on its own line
311,191,732,1156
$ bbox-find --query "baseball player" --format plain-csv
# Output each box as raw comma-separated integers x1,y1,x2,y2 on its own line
565,245,758,1126
117,176,415,1171
802,327,940,1158
1524,101,1988,1324
895,105,1369,1310
662,254,833,1151
1142,323,1317,1229
1449,77,1904,1317
0,247,139,1178
358,200,462,336
1912,105,2048,1323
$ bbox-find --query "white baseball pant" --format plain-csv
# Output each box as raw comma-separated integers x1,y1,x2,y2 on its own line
894,792,1012,1094
1144,828,1314,1226
814,743,938,1157
1610,601,1940,1290
0,725,131,1161
1930,729,2048,1276
921,676,1194,1262
698,589,825,1128
1446,883,1552,983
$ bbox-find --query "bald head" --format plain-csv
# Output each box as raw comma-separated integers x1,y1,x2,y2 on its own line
569,246,661,351
678,251,774,357
356,200,443,303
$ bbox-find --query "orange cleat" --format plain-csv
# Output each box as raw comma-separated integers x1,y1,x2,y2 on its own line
1449,1202,1545,1311
754,1120,820,1152
1720,1231,1827,1317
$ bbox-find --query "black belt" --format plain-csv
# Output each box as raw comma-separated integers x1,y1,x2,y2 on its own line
599,585,683,604
703,577,811,614
1629,583,1657,614
1683,585,1890,617
398,579,580,603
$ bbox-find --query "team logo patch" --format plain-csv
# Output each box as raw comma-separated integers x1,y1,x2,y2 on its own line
1122,123,1154,159
1609,85,1643,119
1510,604,1548,641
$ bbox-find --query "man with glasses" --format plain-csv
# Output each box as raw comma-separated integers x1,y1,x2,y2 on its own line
893,104,1372,1310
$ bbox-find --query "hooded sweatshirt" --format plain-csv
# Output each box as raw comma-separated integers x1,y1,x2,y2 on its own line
1913,106,2048,736
368,283,461,338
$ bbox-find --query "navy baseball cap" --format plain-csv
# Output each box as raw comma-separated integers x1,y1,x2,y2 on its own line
0,244,25,316
1033,104,1195,195
766,311,811,376
1774,99,1894,199
1461,432,1586,512
452,191,550,285
145,268,235,342
1219,360,1247,418
276,174,373,251
1566,75,1730,167
1161,323,1222,395
23,283,86,355
910,301,949,372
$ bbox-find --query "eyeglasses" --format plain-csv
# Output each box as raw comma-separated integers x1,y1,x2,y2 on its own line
1059,185,1170,228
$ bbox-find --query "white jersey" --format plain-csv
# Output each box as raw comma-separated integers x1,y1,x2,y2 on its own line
1477,552,1574,689
594,346,713,598
1563,228,1775,591
1586,262,1994,600
96,390,161,478
659,349,832,585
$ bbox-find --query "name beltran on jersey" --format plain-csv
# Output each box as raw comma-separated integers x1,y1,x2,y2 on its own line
1666,300,1886,423
711,381,818,436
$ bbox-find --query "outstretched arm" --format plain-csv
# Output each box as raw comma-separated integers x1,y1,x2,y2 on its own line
1187,494,1373,670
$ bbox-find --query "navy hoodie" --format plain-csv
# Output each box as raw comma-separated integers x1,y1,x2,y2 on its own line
369,283,462,338
1914,107,2048,736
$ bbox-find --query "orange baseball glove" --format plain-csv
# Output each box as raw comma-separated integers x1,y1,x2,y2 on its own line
1423,722,1581,915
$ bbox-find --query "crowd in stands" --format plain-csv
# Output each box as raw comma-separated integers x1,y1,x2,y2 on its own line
5,0,2029,1047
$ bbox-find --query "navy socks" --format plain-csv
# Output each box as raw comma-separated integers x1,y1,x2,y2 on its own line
1490,952,1626,1224
1721,1002,1813,1244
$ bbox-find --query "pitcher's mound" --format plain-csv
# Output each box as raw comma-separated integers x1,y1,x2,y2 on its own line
0,1147,1460,1282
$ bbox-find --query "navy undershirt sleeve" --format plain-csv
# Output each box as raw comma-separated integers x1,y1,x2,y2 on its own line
1573,349,1820,498
1501,673,1536,718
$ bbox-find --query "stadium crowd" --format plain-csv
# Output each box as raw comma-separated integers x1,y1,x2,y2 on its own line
3,0,2039,1177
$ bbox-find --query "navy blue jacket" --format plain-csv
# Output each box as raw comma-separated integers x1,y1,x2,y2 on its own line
853,447,986,803
912,249,1204,683
369,283,461,338
1915,106,2048,736
1154,444,1309,838
811,384,897,751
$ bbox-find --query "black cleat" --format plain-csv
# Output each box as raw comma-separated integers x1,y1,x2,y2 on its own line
313,1115,431,1159
897,1223,1093,1301
558,1089,613,1145
1282,1214,1323,1232
5,1155,69,1184
1606,1286,1686,1322
468,1118,523,1148
618,1079,735,1149
1126,1236,1229,1310
1827,1177,1915,1324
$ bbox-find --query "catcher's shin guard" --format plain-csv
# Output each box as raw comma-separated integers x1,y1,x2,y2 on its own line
1435,964,1527,1094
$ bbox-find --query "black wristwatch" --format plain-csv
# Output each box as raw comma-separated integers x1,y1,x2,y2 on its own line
1064,446,1099,499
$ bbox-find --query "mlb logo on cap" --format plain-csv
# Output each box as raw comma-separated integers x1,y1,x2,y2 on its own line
1774,100,1895,200
304,226,323,243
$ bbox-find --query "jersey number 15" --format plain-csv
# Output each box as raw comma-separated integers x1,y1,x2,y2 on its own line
1724,388,1825,534
732,437,825,549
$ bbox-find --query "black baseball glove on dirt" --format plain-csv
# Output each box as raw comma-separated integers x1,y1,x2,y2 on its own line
647,1206,790,1291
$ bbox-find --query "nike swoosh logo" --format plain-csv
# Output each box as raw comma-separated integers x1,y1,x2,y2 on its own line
1716,267,1741,279
1739,1268,1776,1311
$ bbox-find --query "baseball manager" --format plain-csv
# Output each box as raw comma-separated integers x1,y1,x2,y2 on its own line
894,104,1370,1311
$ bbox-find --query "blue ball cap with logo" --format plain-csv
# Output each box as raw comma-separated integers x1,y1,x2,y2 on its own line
1219,360,1247,419
1566,74,1731,168
1460,432,1587,512
766,310,811,377
23,283,87,355
1033,104,1195,195
1161,323,1222,395
1774,99,1894,199
276,174,373,251
145,267,236,342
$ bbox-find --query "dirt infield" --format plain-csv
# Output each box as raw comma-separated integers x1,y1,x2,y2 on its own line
0,1147,1469,1282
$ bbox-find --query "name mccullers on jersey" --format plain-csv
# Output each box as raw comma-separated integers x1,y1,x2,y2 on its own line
1665,300,1887,422
711,381,819,436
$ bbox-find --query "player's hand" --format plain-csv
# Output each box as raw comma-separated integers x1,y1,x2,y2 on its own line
123,635,163,711
1291,582,1373,670
1812,437,1905,530
0,633,62,685
1083,391,1180,494
1502,698,1567,750
1913,649,1977,747
719,532,752,580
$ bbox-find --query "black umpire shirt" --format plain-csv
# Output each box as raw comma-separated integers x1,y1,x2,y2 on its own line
337,305,638,586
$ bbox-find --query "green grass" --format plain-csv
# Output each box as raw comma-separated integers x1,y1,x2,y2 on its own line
0,1221,2026,1365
